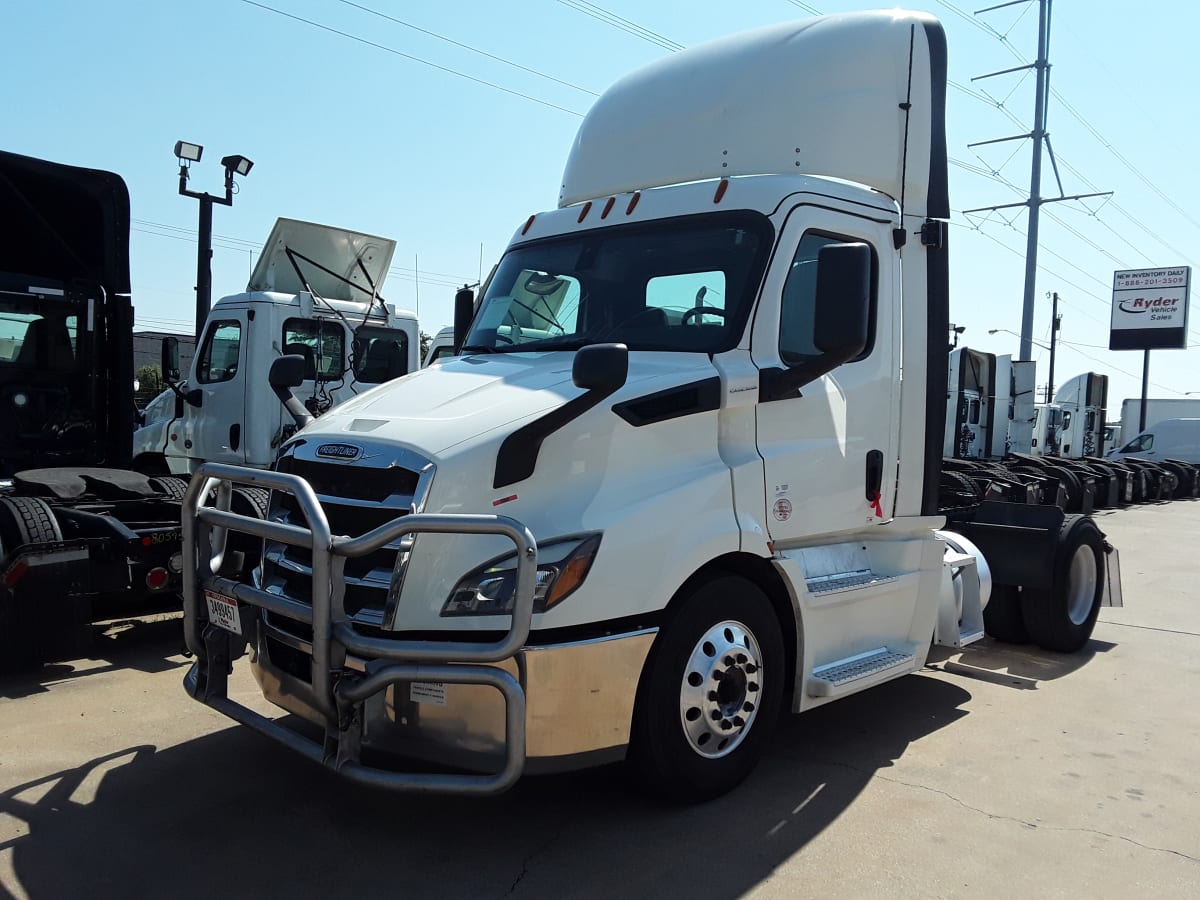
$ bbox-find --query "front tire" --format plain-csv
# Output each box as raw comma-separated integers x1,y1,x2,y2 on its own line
630,574,785,802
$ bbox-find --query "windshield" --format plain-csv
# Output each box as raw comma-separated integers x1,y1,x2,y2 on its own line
463,212,771,354
0,298,83,370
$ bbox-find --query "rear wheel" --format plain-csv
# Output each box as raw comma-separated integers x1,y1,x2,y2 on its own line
0,497,87,671
1021,516,1105,653
148,475,189,500
630,574,784,802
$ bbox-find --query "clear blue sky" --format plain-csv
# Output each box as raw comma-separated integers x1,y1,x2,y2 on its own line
3,0,1198,409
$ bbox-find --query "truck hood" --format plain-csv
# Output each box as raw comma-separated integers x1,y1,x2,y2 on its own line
248,218,396,302
311,351,718,456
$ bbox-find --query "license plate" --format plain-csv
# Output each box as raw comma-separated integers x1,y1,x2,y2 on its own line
410,682,447,706
205,589,242,635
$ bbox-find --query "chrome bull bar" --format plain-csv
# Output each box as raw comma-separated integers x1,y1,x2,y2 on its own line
180,462,538,795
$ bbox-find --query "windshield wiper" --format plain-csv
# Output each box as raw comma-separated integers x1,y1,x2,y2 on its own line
459,345,499,354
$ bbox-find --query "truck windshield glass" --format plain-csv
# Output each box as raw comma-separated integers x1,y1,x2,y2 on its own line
0,302,81,370
463,213,771,353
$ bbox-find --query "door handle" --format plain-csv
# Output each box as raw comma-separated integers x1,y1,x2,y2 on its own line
865,449,883,501
229,423,241,452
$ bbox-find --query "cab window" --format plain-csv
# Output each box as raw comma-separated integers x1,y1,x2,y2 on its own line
353,326,410,384
196,320,241,384
282,318,345,380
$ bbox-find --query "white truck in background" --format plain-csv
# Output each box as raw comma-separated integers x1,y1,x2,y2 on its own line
1118,398,1200,440
1029,373,1108,460
943,347,1035,459
133,219,419,476
179,10,1120,801
422,325,456,366
1108,418,1200,464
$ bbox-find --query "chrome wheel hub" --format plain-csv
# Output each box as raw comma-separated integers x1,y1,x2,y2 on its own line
1066,544,1098,625
679,620,762,758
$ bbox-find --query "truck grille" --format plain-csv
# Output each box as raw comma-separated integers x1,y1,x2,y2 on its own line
260,447,433,623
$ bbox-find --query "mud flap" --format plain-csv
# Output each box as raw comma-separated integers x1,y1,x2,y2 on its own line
1102,544,1123,608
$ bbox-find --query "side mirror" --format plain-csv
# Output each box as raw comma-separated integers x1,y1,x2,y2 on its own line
759,242,873,402
573,343,628,393
453,287,474,354
269,354,307,389
812,242,871,363
161,336,181,383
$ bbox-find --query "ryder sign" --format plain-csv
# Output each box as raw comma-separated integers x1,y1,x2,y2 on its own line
1109,266,1191,350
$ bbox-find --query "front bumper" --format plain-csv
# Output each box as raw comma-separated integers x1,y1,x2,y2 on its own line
252,612,655,775
181,463,653,795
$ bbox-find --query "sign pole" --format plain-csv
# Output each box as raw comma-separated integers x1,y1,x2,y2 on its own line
1140,351,1150,432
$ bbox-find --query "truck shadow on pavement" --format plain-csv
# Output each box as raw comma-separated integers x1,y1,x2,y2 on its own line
0,615,187,700
930,637,1117,690
1,674,971,900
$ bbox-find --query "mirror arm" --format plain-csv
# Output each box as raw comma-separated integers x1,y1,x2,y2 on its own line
273,384,314,429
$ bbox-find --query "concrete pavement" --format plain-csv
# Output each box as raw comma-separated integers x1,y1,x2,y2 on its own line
1,502,1197,899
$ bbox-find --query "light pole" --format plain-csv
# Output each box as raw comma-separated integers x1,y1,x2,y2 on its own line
1046,291,1061,404
174,141,253,342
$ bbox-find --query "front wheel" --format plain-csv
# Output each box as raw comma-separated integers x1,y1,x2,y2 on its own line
630,574,785,802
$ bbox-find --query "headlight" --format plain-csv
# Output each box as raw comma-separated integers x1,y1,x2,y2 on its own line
442,534,601,617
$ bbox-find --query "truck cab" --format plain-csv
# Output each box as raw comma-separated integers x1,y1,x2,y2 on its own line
181,11,1116,800
134,219,419,475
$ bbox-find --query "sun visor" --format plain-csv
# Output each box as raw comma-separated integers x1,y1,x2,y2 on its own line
0,150,131,293
248,218,396,302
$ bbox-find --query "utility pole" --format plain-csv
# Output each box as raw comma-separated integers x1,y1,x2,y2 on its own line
1019,0,1049,364
1046,290,1060,402
961,0,1110,362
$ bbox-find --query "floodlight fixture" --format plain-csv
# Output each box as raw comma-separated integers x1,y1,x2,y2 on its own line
221,154,254,177
174,141,256,340
174,140,203,163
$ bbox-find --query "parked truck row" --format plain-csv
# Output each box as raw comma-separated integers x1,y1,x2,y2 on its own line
177,10,1126,801
942,347,1200,511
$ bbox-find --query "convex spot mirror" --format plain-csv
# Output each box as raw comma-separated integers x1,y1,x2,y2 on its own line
573,342,628,393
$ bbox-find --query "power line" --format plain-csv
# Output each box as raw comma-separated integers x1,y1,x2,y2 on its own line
939,1,1200,265
241,0,585,117
783,1,824,15
556,1,684,52
335,0,598,96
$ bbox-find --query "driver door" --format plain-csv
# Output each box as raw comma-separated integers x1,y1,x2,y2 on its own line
751,202,900,545
182,314,248,471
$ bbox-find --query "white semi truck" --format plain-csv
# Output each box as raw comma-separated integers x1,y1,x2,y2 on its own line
133,218,419,476
180,10,1120,800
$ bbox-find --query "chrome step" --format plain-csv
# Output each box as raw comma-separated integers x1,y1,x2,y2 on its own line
805,569,897,596
807,647,915,697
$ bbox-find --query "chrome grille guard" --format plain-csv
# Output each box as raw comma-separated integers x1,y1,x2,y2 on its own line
181,462,538,795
